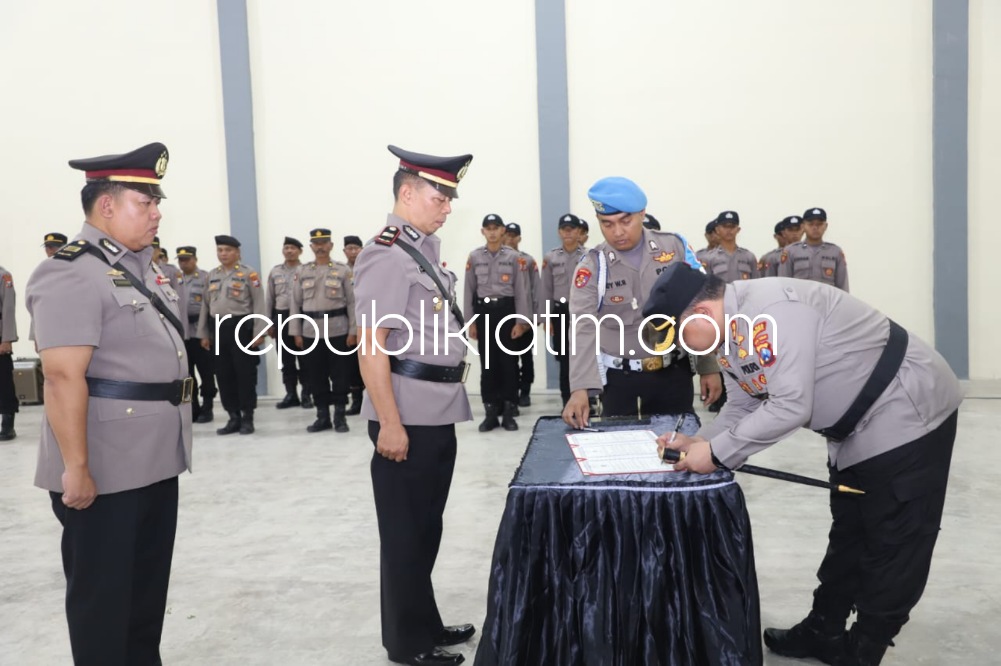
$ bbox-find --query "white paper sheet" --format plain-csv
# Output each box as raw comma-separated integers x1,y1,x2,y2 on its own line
565,429,676,476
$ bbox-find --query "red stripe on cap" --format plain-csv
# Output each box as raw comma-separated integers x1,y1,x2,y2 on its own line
399,160,455,183
85,169,158,180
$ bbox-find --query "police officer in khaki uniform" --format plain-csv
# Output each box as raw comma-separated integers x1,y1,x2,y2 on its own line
778,207,849,291
343,234,366,414
289,228,357,434
539,213,584,405
175,246,216,423
702,211,759,281
42,232,68,258
649,265,962,666
197,235,267,435
0,264,19,440
354,145,476,666
758,215,802,277
266,236,307,409
25,142,192,665
562,177,722,427
502,221,539,408
464,214,533,431
151,236,181,286
696,219,719,267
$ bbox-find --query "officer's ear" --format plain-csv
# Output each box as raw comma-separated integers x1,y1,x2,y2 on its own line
97,192,117,220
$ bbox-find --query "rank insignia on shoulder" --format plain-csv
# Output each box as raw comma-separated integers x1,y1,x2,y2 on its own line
99,238,122,255
376,226,401,246
112,278,132,288
53,240,90,261
106,269,125,276
402,225,420,241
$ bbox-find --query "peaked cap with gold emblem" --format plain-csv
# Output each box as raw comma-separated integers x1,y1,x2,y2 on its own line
68,142,169,198
388,144,472,199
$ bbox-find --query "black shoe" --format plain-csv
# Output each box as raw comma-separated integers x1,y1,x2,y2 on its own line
333,405,349,433
0,413,15,441
239,411,255,435
345,389,363,416
301,394,314,409
478,404,500,432
275,393,300,409
194,407,214,424
518,394,531,407
435,624,476,646
307,407,332,433
389,647,465,666
835,624,890,666
501,402,518,431
217,413,241,435
764,612,845,665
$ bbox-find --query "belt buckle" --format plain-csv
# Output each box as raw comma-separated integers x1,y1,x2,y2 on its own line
460,363,470,384
641,357,663,372
181,377,194,404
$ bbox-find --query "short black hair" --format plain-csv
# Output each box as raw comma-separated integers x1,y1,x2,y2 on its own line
681,274,726,317
80,181,127,214
392,170,426,200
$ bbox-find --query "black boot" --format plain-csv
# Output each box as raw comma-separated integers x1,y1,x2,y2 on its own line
345,389,363,416
239,410,255,435
333,405,349,433
195,399,214,424
835,624,890,666
478,404,500,432
275,391,300,409
307,406,332,433
518,391,531,407
0,413,16,441
764,611,846,664
217,412,241,435
301,390,314,409
501,401,519,431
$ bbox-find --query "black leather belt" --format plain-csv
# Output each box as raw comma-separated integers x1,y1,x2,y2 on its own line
87,377,195,406
390,357,468,383
474,296,514,309
815,320,909,442
187,315,199,324
304,308,348,318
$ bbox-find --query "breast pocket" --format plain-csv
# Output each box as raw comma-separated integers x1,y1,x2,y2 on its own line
325,277,342,299
111,289,155,337
229,280,247,300
301,278,316,300
272,276,288,295
820,257,838,283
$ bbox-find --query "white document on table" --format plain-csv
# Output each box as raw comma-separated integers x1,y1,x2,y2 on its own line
564,429,676,476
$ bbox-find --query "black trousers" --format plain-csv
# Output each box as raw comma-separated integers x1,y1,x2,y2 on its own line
549,304,572,402
274,309,305,395
214,318,260,413
369,421,457,658
811,410,958,644
302,335,350,407
510,322,534,396
184,337,216,414
50,476,178,666
346,348,364,392
0,353,18,414
601,362,695,417
475,306,519,406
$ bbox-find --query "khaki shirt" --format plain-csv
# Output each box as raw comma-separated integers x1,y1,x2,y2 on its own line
540,245,585,309
699,278,962,470
696,246,713,268
176,268,209,339
353,214,472,426
266,262,301,314
196,263,268,339
462,245,533,322
288,260,356,338
160,262,182,289
777,241,849,292
703,246,759,282
0,265,17,343
519,250,541,314
568,229,719,393
26,222,192,494
757,247,783,278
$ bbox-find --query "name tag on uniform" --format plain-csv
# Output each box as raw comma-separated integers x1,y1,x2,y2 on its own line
325,279,339,288
112,278,132,288
208,281,221,292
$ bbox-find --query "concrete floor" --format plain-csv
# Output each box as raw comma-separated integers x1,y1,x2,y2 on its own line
1,385,1000,665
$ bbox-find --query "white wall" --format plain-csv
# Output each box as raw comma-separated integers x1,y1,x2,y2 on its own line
566,0,935,341
0,0,230,357
246,0,543,394
969,0,1001,379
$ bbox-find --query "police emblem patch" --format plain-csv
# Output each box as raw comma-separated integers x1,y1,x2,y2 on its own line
574,268,591,288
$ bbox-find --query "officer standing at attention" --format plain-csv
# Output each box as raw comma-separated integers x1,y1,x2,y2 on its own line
0,263,19,440
758,216,802,277
702,211,759,281
464,214,532,432
152,236,181,286
778,207,849,291
25,142,192,664
289,228,356,434
649,264,962,666
197,235,267,435
42,232,69,258
502,221,539,408
175,246,217,423
696,219,719,267
354,145,476,666
342,234,366,415
539,213,584,405
562,177,722,426
266,236,307,409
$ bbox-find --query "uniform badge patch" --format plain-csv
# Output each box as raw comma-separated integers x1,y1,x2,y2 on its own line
500,274,511,283
741,272,750,279
403,225,420,241
757,342,775,367
100,238,122,254
780,252,788,264
1,274,12,288
719,357,730,368
375,226,400,246
517,257,527,271
574,268,591,288
610,295,624,303
155,273,168,285
824,268,834,276
249,272,261,288
653,251,675,263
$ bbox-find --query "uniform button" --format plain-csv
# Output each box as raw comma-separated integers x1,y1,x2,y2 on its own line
178,351,184,358
126,407,134,415
484,297,492,303
559,297,567,304
160,314,165,320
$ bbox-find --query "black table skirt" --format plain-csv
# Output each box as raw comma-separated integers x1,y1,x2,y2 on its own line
474,416,762,666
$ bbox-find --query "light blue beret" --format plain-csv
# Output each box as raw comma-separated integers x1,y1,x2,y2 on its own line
587,176,648,215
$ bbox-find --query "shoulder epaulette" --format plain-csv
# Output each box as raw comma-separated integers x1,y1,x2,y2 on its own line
52,240,91,261
375,226,400,246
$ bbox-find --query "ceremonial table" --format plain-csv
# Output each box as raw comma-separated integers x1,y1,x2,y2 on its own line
474,414,762,666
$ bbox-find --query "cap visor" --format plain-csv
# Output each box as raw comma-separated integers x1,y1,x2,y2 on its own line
122,182,166,199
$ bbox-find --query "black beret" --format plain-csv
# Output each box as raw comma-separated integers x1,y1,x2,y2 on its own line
482,214,504,228
283,236,303,249
705,220,718,234
215,235,241,248
642,263,708,324
343,235,363,247
803,207,827,221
